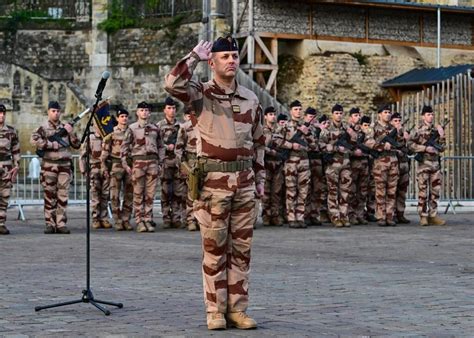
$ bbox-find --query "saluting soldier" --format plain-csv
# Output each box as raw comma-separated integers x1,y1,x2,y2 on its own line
319,104,353,227
347,107,369,225
0,104,20,235
262,106,284,227
101,107,133,231
30,101,81,234
390,112,411,224
408,105,446,226
165,37,264,330
364,105,399,227
79,123,112,230
273,100,311,229
175,107,198,231
121,101,165,233
157,97,186,229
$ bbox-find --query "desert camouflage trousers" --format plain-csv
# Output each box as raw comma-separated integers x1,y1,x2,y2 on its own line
366,159,376,217
40,161,71,229
416,159,442,217
161,165,186,225
90,164,110,221
284,155,310,222
132,160,159,224
183,159,197,227
325,157,352,221
396,160,410,215
305,158,325,222
373,155,399,222
0,165,12,226
194,169,257,314
349,157,369,221
262,160,283,222
110,163,133,223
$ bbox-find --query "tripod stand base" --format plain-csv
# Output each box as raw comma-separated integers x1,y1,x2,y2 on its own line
35,289,123,316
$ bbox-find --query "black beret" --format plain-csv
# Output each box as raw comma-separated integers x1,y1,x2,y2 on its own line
422,105,433,114
318,114,328,123
289,100,302,108
349,107,360,115
332,104,343,113
378,104,391,113
0,104,5,113
277,113,288,122
305,107,317,116
264,106,276,115
360,116,371,124
391,112,402,120
116,107,129,117
48,101,61,110
164,97,176,107
137,101,150,109
211,35,239,53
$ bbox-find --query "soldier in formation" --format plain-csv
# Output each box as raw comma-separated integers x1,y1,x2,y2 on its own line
0,104,20,235
408,105,446,226
261,106,284,227
165,37,263,330
30,101,81,234
79,123,112,229
101,107,134,231
157,97,186,229
121,101,164,233
175,107,198,231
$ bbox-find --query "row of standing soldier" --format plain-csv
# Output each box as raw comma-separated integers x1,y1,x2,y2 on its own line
262,101,447,229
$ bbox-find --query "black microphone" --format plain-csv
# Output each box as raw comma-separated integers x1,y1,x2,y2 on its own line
95,71,110,99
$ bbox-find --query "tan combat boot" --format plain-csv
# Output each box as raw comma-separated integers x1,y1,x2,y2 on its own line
136,222,147,233
428,215,446,226
123,220,133,231
320,211,331,223
101,220,113,229
420,216,429,226
333,219,344,228
342,219,352,227
226,312,257,329
145,221,155,232
115,220,125,231
207,312,226,330
92,221,102,229
187,222,198,231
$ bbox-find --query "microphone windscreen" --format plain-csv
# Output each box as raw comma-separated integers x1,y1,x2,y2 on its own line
102,71,111,80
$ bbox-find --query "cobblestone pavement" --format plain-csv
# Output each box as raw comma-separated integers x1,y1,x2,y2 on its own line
1,205,473,336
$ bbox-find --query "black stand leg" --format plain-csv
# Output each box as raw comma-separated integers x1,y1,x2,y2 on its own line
35,83,123,316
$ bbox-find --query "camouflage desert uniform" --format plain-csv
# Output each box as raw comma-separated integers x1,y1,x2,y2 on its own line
408,122,445,218
261,123,284,225
0,124,20,228
273,119,310,225
305,124,325,224
366,157,377,220
175,118,198,228
30,120,80,230
319,122,353,224
157,118,186,227
101,125,133,229
121,120,164,228
348,123,369,223
364,122,399,223
395,127,410,219
165,52,265,314
79,132,110,224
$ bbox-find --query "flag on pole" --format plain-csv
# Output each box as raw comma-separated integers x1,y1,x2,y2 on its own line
93,100,115,138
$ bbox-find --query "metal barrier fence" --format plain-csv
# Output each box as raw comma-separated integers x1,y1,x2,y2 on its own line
10,154,474,219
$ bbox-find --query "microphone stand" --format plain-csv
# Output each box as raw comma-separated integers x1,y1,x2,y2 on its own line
35,88,123,316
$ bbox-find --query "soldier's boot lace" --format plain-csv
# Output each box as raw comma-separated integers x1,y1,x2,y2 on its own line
207,312,226,330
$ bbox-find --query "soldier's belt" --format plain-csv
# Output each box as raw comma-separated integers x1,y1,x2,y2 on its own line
198,158,252,173
0,155,12,161
132,154,158,161
308,152,322,160
289,150,308,158
42,158,71,165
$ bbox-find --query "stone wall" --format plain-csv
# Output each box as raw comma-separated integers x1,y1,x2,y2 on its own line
277,52,423,115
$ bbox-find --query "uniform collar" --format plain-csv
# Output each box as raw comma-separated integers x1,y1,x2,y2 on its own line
48,120,61,129
211,79,251,100
138,119,147,128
